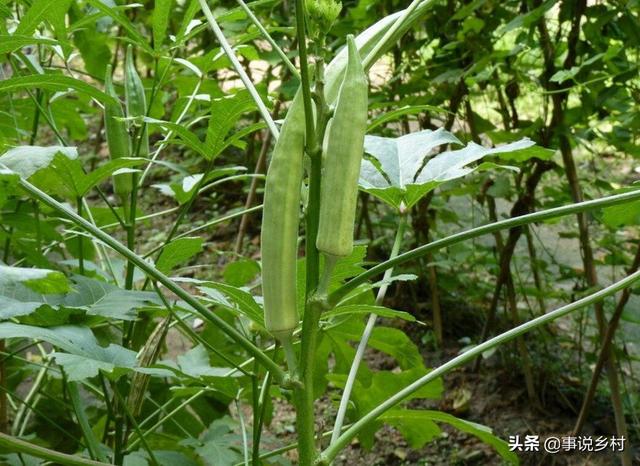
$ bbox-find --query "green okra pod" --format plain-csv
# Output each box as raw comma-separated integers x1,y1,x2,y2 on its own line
104,64,133,201
261,90,306,340
316,35,368,258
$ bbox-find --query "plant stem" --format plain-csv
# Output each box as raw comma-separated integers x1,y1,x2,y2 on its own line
17,178,287,383
318,266,640,465
138,77,202,186
329,188,640,305
330,215,406,446
294,301,323,465
0,432,111,466
197,0,279,139
124,175,138,292
76,197,85,275
234,0,299,78
293,0,316,152
67,381,108,462
280,334,299,377
573,242,640,434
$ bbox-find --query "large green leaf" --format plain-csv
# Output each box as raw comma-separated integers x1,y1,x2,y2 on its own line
0,274,159,322
63,276,161,321
153,0,173,49
381,410,518,464
323,304,416,322
0,264,70,294
14,0,72,36
0,35,60,54
0,323,136,380
0,146,77,178
84,0,152,53
204,91,258,160
360,130,536,209
197,281,265,328
156,237,204,274
0,75,117,106
30,152,146,198
0,171,19,208
188,417,242,466
328,366,443,449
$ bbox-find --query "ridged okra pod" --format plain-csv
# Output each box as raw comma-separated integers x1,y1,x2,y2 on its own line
124,45,149,158
104,65,133,200
261,91,306,340
316,35,368,258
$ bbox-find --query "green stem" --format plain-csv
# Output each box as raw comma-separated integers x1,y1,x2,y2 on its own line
318,266,640,465
253,368,273,464
143,205,263,257
232,424,352,466
17,178,287,383
330,214,406,446
234,0,299,79
280,334,299,376
197,0,279,138
0,432,111,466
295,139,325,466
294,0,316,150
140,161,215,291
67,381,108,462
76,197,85,275
329,188,640,305
293,302,322,465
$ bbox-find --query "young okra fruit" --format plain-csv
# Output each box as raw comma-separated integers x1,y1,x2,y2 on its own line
260,91,306,340
104,65,133,202
316,35,368,258
124,45,149,159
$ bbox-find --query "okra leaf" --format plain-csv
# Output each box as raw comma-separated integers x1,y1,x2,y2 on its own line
63,276,161,321
383,410,441,448
190,417,243,466
205,91,259,160
323,304,416,322
0,171,19,208
361,130,539,209
197,281,265,328
0,145,78,178
330,320,424,370
29,152,146,198
362,128,460,193
0,264,71,295
0,74,118,106
601,186,640,227
0,35,60,54
0,274,159,322
144,117,209,158
153,0,173,50
381,410,518,464
176,345,237,379
156,237,204,274
14,0,72,36
0,323,136,381
223,259,261,287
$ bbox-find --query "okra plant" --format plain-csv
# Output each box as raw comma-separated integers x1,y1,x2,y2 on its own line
0,0,638,465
